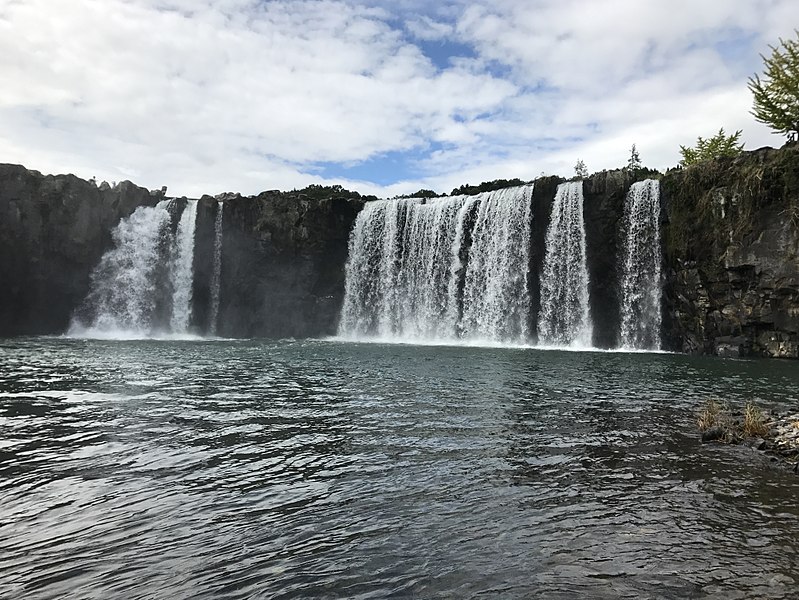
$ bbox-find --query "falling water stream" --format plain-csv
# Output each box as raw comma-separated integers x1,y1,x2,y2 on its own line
537,181,593,347
208,200,224,335
69,200,200,338
338,186,533,344
169,200,199,333
68,201,172,336
619,180,662,350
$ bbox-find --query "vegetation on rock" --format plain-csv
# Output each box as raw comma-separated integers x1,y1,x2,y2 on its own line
697,398,769,443
292,183,377,202
679,128,744,166
748,30,799,140
626,144,642,171
697,398,799,471
663,144,799,264
394,189,443,199
450,178,529,196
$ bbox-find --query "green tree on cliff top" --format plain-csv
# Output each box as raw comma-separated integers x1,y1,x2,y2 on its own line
679,128,744,166
748,30,799,141
627,144,642,171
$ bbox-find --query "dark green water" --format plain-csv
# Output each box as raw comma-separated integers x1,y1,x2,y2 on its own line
1,338,798,599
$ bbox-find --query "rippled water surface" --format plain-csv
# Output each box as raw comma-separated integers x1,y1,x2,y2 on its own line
2,338,799,599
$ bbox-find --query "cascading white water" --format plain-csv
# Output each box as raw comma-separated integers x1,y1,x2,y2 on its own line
460,187,533,341
69,200,172,335
619,179,662,350
169,200,199,333
338,185,533,344
338,197,444,339
208,200,224,335
70,199,203,338
538,181,593,347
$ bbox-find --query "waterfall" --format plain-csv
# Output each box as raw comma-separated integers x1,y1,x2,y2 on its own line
169,200,198,333
70,199,202,338
619,179,662,350
338,197,455,340
460,187,533,341
70,200,172,335
209,200,224,335
338,185,533,344
537,181,593,347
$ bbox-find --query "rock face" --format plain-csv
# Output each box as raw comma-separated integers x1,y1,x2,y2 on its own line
0,165,161,335
661,145,799,358
206,189,364,338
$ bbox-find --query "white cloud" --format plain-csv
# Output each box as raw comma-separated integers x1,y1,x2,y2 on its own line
0,0,797,197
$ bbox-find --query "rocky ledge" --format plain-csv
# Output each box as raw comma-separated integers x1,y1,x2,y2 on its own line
698,399,799,473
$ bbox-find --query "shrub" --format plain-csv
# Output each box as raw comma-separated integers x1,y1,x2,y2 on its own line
679,128,744,166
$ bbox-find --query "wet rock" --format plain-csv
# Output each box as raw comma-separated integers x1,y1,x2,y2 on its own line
216,189,366,338
702,426,725,443
715,336,748,358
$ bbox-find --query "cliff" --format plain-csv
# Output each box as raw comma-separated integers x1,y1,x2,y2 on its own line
660,145,799,358
1,145,797,358
194,189,364,338
0,165,162,335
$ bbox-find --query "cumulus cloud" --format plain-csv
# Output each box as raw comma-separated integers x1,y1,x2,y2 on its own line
0,0,797,196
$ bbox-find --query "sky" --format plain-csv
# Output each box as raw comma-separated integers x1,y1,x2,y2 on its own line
1,0,797,198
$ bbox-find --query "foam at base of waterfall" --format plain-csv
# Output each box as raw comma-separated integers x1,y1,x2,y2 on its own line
65,325,207,342
326,334,669,354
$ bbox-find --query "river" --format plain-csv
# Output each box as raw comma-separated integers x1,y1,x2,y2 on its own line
1,338,798,598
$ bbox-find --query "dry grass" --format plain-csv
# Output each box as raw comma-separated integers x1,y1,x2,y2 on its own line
697,398,724,431
698,399,771,443
743,402,769,438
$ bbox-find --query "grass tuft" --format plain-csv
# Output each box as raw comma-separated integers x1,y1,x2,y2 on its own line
698,398,723,431
743,402,770,438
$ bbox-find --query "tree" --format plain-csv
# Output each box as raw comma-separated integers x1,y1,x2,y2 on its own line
574,159,588,179
748,31,799,141
394,189,441,199
679,128,744,166
450,178,527,196
627,144,642,171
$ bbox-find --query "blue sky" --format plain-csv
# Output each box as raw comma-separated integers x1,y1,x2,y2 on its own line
0,0,797,197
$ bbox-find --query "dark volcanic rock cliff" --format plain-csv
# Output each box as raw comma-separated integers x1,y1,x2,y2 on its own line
209,189,364,338
0,165,161,335
660,145,799,358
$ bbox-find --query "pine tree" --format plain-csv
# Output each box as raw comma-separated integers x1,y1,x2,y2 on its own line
574,159,588,179
748,31,799,141
627,144,642,171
